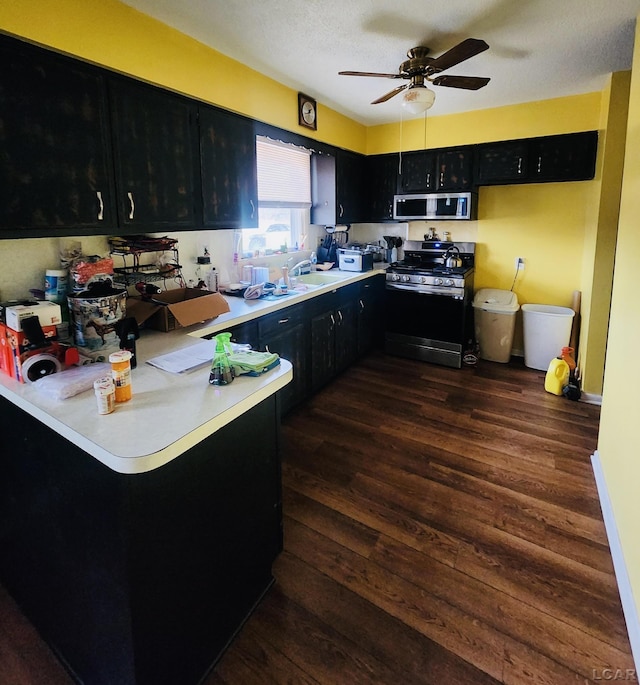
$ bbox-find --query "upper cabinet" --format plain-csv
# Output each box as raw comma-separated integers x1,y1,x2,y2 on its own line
366,153,399,222
476,132,598,186
397,151,436,193
336,149,366,225
109,79,199,229
435,147,474,190
475,140,529,185
199,106,258,228
311,149,366,226
397,146,474,193
529,131,598,182
0,37,115,233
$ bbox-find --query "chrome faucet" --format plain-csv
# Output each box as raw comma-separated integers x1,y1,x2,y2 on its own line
287,259,312,276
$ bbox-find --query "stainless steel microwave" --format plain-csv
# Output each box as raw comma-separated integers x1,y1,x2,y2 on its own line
393,192,477,221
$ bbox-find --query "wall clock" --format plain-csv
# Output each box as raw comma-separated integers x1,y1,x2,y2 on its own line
298,93,317,130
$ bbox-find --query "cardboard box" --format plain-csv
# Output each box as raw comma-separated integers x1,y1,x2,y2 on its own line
1,322,61,382
5,301,62,332
126,289,230,332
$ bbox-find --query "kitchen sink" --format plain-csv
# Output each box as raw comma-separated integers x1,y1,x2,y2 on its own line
294,272,345,286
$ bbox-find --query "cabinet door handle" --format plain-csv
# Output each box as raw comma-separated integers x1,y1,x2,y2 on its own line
426,172,431,187
439,171,444,186
359,298,365,311
537,156,542,174
250,199,255,218
278,318,290,325
330,313,335,328
517,157,522,174
96,191,104,221
337,310,343,324
339,204,344,218
127,192,135,220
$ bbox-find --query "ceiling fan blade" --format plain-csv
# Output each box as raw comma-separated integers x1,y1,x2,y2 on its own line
339,70,403,78
371,84,408,104
429,38,489,72
431,75,490,90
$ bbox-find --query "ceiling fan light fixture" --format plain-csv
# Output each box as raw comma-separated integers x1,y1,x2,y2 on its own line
402,85,436,114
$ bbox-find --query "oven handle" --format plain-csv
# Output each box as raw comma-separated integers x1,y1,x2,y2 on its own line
385,282,463,298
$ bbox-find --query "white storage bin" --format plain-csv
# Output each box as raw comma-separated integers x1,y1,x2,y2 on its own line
521,304,575,370
473,289,519,363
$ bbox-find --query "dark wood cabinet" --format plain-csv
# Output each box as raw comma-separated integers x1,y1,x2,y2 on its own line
396,146,473,193
309,284,359,392
258,306,308,414
0,393,282,685
476,131,598,186
366,153,399,221
336,149,366,224
199,106,258,228
398,150,436,192
0,36,115,234
475,139,529,184
529,131,598,182
109,78,198,228
311,150,366,226
435,147,474,190
357,275,385,356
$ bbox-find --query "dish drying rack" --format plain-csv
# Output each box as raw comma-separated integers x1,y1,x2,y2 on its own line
108,236,185,288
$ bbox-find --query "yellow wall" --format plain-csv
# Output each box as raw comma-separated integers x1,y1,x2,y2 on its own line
598,18,640,630
0,0,623,395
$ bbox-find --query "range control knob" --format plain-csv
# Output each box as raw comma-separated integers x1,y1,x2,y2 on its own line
434,277,444,286
401,275,411,283
420,276,429,285
445,278,454,287
389,273,400,282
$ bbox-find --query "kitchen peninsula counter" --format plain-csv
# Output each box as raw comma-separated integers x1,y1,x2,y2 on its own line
0,326,293,685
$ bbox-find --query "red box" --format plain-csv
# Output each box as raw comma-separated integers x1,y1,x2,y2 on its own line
2,323,60,383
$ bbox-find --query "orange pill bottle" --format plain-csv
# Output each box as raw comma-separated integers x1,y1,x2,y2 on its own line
109,350,133,402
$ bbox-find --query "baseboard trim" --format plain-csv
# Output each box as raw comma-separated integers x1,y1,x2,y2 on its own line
581,392,603,405
591,450,640,671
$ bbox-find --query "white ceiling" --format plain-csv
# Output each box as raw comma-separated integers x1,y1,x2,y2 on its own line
121,0,640,126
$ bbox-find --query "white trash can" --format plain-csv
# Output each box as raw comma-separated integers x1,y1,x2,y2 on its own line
473,289,519,363
521,304,575,371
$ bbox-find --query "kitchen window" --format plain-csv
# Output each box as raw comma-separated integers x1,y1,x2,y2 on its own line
241,137,311,257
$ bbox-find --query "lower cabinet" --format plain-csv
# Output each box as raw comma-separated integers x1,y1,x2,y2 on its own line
224,274,385,414
258,307,309,415
309,284,359,393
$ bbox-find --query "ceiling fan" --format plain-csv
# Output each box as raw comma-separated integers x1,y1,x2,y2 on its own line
339,38,490,112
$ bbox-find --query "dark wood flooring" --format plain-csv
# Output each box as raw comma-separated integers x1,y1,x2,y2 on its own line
1,351,636,684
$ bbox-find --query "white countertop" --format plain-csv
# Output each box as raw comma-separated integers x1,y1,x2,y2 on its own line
0,267,383,475
0,328,292,474
188,266,386,339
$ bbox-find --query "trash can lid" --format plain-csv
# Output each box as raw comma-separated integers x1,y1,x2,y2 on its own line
473,288,519,313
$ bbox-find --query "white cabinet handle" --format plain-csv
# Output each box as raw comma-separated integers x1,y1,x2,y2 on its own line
128,192,135,220
517,157,522,174
537,156,542,174
250,199,255,218
96,191,104,221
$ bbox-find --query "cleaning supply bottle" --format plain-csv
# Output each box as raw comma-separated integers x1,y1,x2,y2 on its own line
561,346,576,375
209,334,234,385
544,356,570,396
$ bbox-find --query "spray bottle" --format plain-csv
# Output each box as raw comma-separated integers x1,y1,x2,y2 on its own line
209,333,234,385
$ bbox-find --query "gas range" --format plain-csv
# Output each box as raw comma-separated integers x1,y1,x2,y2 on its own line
386,240,475,298
384,240,476,368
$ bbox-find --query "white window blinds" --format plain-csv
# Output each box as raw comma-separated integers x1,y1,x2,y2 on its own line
256,136,311,206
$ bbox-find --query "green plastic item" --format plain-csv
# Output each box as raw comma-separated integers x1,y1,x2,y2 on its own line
209,333,234,385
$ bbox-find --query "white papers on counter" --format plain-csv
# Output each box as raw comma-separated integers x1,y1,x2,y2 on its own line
146,340,215,374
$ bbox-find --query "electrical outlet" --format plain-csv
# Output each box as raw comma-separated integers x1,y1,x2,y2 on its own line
515,257,525,271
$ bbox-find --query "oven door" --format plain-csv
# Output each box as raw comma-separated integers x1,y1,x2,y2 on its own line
384,284,471,368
